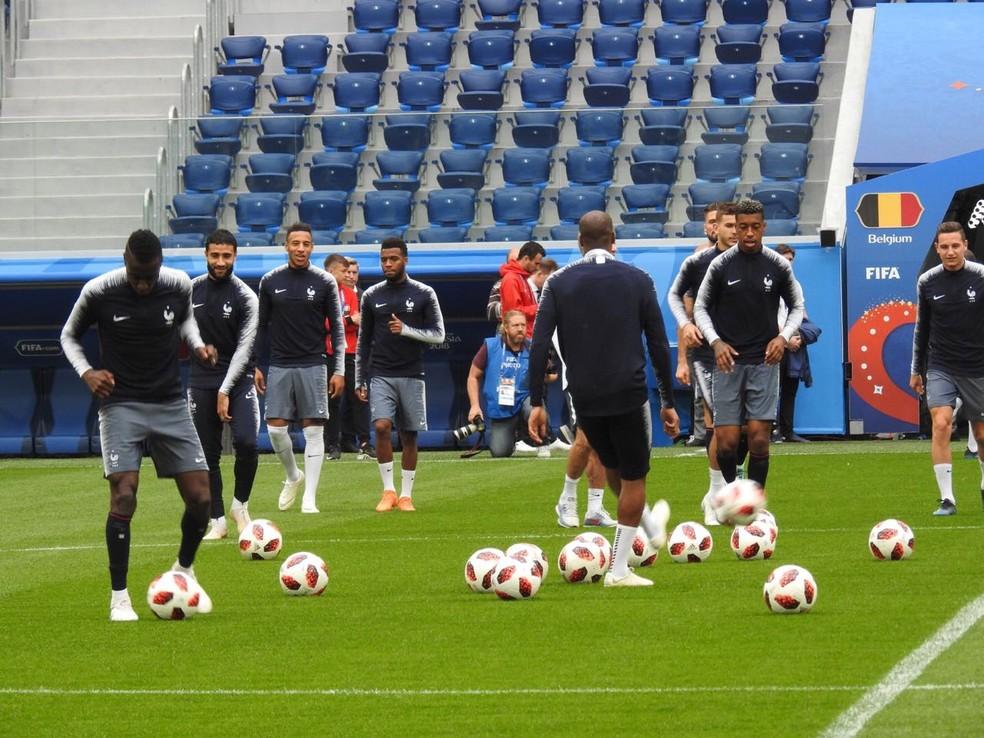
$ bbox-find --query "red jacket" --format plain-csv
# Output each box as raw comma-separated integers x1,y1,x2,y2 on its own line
499,259,537,336
325,284,360,355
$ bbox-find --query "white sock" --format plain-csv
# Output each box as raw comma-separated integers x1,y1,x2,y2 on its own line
979,459,984,489
210,516,225,529
379,461,395,492
401,469,416,499
586,487,604,513
302,426,324,508
230,499,246,513
708,468,726,496
934,463,954,503
111,588,131,604
969,424,979,454
560,474,578,505
268,425,300,481
610,523,636,578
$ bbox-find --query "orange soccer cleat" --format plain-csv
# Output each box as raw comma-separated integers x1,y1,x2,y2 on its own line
376,490,398,512
396,496,416,512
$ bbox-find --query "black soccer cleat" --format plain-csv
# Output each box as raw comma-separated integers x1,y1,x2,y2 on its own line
933,499,957,517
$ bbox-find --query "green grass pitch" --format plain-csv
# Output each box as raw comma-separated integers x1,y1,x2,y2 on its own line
1,441,983,737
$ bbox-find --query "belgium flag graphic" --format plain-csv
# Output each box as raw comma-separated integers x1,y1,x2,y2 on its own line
855,192,923,228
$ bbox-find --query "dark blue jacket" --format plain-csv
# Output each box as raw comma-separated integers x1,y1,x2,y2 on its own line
786,316,821,386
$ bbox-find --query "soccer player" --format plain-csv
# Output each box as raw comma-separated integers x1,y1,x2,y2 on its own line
322,253,362,461
693,199,804,491
341,257,375,458
555,429,616,528
909,222,984,515
668,202,739,524
60,229,218,621
255,224,345,515
528,211,679,587
356,237,446,512
188,230,260,541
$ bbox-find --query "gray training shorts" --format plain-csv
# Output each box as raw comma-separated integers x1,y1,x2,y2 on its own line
98,399,208,479
926,369,984,421
265,364,328,421
712,363,780,426
369,376,427,432
692,358,714,407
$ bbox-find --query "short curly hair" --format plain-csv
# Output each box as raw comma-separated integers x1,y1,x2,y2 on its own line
734,199,764,217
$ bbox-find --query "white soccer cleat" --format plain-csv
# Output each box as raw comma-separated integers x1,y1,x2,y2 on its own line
278,471,305,511
549,437,572,451
514,440,538,454
301,504,320,514
603,570,653,587
171,562,213,614
649,499,671,549
109,592,139,622
229,501,251,534
701,491,721,527
555,500,579,528
583,507,617,527
202,518,228,540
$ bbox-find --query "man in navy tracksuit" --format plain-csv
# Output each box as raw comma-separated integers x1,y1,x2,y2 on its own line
528,211,679,588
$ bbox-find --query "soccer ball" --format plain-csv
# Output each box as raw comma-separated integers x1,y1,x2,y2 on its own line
868,519,915,560
574,532,612,565
238,518,283,561
667,522,713,563
712,479,766,525
279,551,329,596
464,547,504,593
763,564,817,614
147,570,201,620
492,557,542,600
557,540,607,583
505,542,548,579
628,532,659,567
730,520,777,560
755,508,777,528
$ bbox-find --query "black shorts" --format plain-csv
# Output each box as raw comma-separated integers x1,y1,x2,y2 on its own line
578,403,652,481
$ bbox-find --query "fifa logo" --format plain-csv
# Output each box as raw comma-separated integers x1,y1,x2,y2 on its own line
969,287,977,303
163,305,175,326
405,297,415,312
223,300,233,318
306,286,316,301
763,275,773,293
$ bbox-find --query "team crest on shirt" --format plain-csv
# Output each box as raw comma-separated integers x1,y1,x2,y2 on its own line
163,305,175,326
223,300,233,317
405,297,415,312
307,286,316,301
763,275,773,293
968,287,977,303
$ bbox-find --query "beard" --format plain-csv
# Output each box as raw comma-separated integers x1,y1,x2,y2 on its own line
207,263,233,280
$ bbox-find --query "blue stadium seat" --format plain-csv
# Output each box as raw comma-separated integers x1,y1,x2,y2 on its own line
447,113,499,148
519,68,569,108
161,233,206,248
426,188,477,225
474,0,524,30
618,183,671,223
353,228,407,244
414,0,462,31
763,104,814,143
757,142,811,181
582,66,633,107
636,107,688,145
658,0,709,24
597,0,648,26
235,193,286,233
318,114,370,151
707,63,758,105
501,148,553,187
206,75,257,115
352,0,400,32
714,23,763,63
686,181,736,219
491,187,542,223
617,222,665,239
784,0,832,23
484,224,534,240
591,27,639,66
550,224,582,239
680,220,707,237
721,0,768,25
766,218,799,236
267,73,320,115
651,25,700,64
308,151,361,191
436,148,488,189
311,230,341,245
574,110,624,146
846,0,889,22
238,232,275,246
179,154,233,195
342,33,390,73
362,190,415,228
298,191,349,235
396,71,446,111
566,146,615,186
217,36,268,77
528,29,578,68
404,31,455,70
455,69,507,110
276,35,331,75
555,185,607,222
466,30,516,69
418,226,470,242
255,115,306,155
645,66,694,106
371,150,426,191
769,62,821,104
691,143,744,182
243,153,295,193
510,110,562,147
193,116,243,156
701,105,750,144
331,73,382,113
751,183,801,219
628,144,679,185
167,193,221,235
381,113,432,151
777,22,827,62
536,0,586,27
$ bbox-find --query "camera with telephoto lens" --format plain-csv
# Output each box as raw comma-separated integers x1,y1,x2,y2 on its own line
452,418,485,442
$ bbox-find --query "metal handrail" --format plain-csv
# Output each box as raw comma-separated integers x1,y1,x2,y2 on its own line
143,188,156,232
1,0,8,101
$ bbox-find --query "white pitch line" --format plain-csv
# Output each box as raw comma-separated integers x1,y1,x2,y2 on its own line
820,592,984,738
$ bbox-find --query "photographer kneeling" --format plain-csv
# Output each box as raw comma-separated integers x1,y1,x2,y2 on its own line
466,310,556,457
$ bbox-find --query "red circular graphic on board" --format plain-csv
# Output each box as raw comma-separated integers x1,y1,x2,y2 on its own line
847,301,918,424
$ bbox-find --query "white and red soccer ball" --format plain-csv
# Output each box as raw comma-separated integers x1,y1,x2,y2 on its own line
238,518,283,561
628,532,659,567
667,522,713,563
730,519,777,560
279,551,329,596
464,547,504,593
492,557,542,600
574,532,612,565
558,540,607,583
868,519,915,560
712,480,766,526
505,542,548,579
763,564,817,614
147,570,202,620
